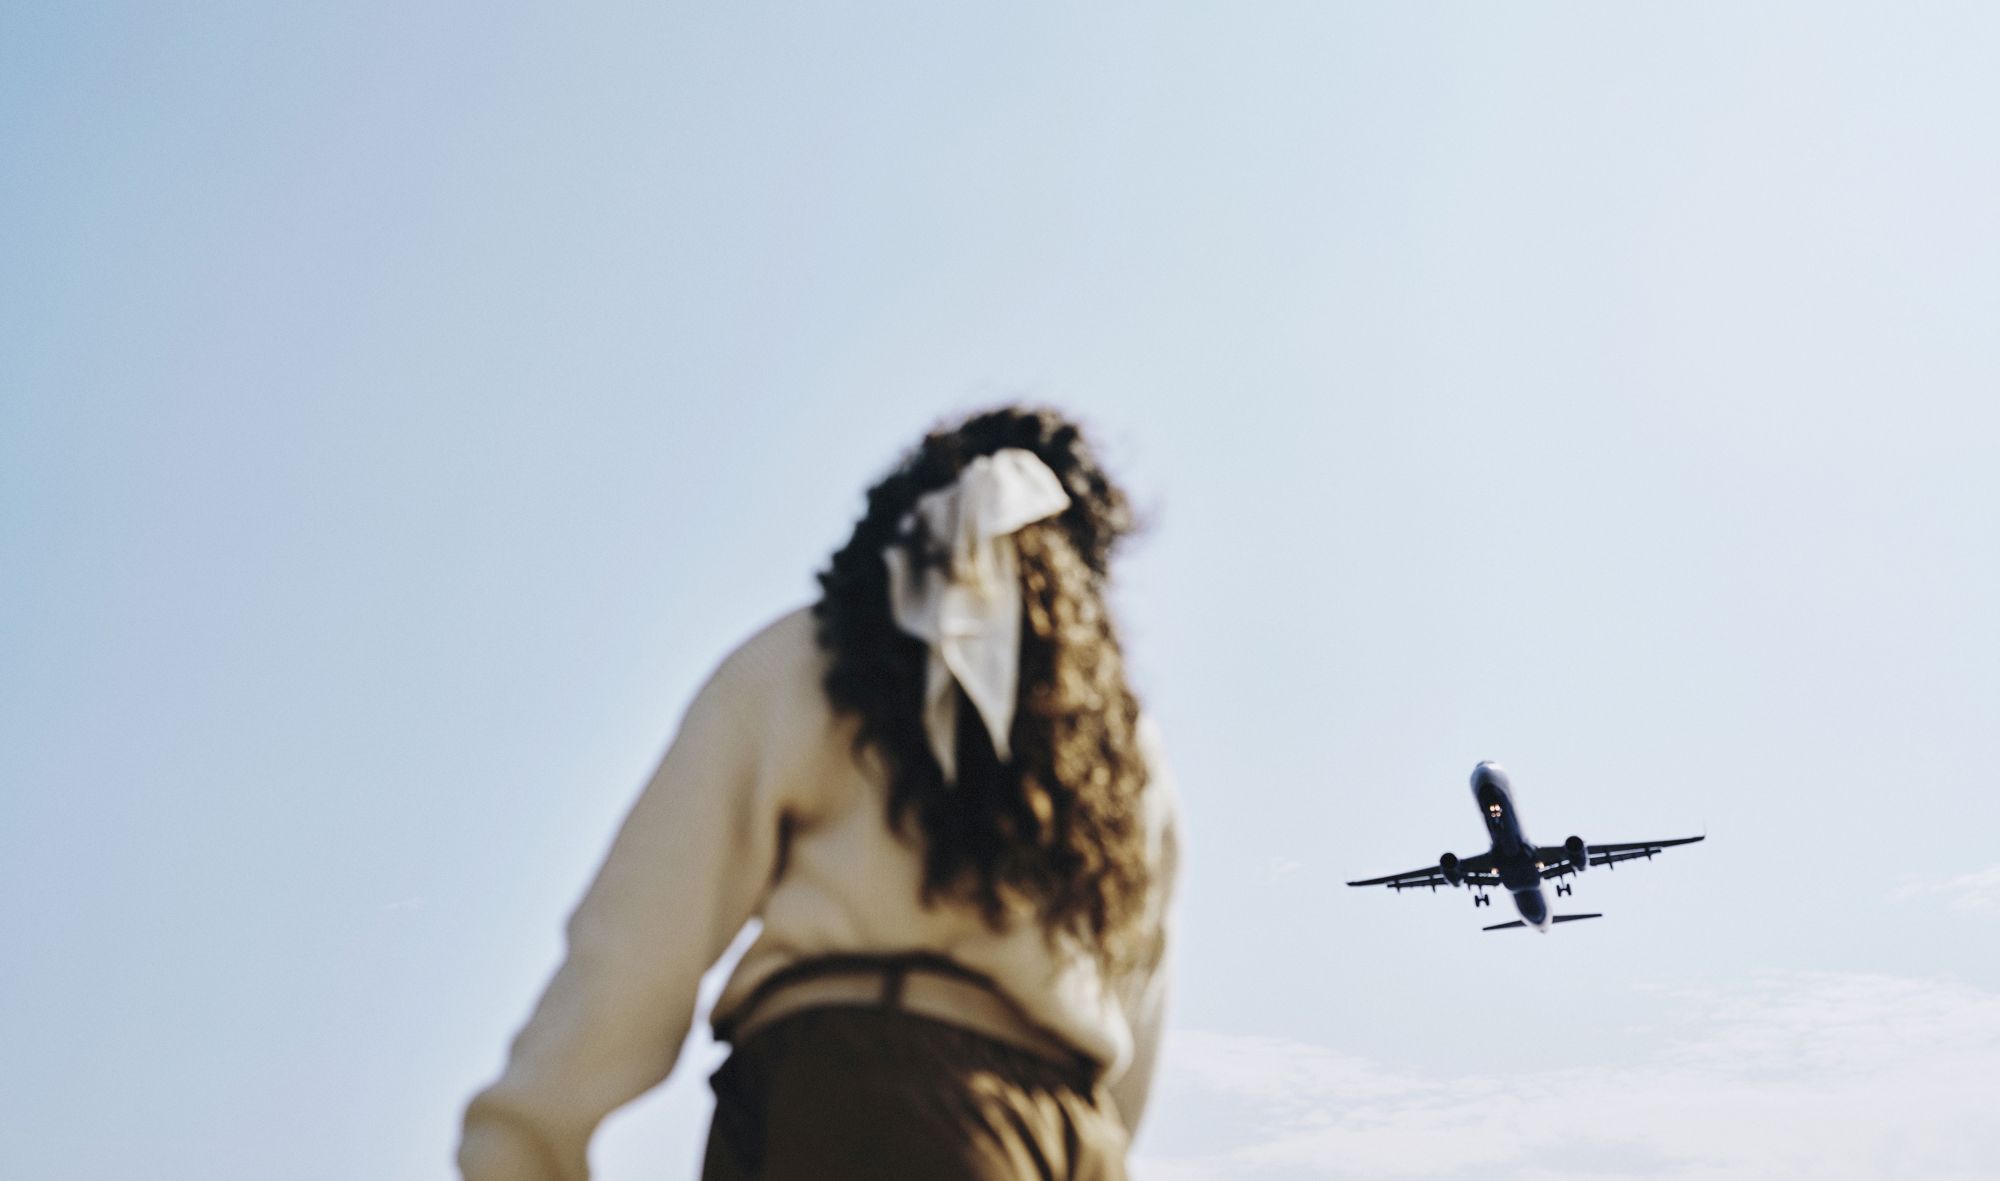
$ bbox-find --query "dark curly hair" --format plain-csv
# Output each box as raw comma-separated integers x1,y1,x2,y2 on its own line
813,406,1154,974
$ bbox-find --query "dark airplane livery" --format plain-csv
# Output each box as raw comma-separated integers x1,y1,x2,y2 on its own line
1347,761,1704,931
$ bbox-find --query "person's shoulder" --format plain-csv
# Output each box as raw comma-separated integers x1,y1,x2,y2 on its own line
705,605,824,691
723,604,819,665
1133,711,1181,842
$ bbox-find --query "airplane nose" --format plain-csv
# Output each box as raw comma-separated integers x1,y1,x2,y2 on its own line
1471,761,1509,791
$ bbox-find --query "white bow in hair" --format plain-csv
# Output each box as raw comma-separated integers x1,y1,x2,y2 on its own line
882,448,1073,784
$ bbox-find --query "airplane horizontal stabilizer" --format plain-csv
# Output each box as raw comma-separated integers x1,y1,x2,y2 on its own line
1481,912,1603,932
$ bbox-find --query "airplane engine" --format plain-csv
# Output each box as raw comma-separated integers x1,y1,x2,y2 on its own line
1439,852,1463,885
1565,835,1588,872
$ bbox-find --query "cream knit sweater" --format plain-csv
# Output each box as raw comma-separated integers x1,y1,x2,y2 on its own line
458,608,1179,1181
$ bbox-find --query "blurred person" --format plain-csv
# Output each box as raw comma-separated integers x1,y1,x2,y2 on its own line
458,406,1180,1181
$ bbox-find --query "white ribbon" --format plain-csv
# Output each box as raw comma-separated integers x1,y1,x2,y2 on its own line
883,448,1073,783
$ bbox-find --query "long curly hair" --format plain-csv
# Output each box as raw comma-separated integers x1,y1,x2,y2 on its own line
814,406,1153,974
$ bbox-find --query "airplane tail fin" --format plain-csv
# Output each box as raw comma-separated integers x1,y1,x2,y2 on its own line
1482,912,1603,932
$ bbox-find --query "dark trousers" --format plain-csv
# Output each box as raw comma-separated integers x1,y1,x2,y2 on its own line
701,1007,1129,1181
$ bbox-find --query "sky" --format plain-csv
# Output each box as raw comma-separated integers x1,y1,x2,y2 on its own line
4,3,1999,1179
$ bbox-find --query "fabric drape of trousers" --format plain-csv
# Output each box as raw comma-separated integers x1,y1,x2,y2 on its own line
700,1007,1130,1181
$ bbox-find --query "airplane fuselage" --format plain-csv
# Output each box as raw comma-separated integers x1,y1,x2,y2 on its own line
1473,761,1553,930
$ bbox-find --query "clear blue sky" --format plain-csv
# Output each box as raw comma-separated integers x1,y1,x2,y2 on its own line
5,5,1998,1179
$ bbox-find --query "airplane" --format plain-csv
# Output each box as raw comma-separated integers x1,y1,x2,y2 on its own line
1346,761,1704,932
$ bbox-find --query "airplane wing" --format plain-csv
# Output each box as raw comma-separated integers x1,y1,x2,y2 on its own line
1347,853,1498,891
1535,835,1705,879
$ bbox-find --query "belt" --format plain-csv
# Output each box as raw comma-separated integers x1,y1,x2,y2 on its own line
718,953,1090,1072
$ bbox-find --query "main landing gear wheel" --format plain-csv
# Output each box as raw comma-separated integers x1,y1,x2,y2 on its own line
1473,892,1491,908
1556,883,1573,897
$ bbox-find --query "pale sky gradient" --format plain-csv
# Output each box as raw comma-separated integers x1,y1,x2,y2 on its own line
5,5,1999,1180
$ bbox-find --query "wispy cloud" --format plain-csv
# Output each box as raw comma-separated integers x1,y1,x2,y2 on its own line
1892,865,2000,915
1138,972,2000,1181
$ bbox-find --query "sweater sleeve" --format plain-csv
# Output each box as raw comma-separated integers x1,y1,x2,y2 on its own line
458,618,812,1181
1107,716,1181,1134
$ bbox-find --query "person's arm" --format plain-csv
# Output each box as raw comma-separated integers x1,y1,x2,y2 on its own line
1107,717,1181,1133
1109,920,1171,1133
458,618,812,1181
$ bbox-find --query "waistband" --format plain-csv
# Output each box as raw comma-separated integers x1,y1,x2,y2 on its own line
716,953,1096,1078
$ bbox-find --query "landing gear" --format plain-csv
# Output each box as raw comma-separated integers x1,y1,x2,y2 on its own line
1556,883,1573,897
1473,891,1492,908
